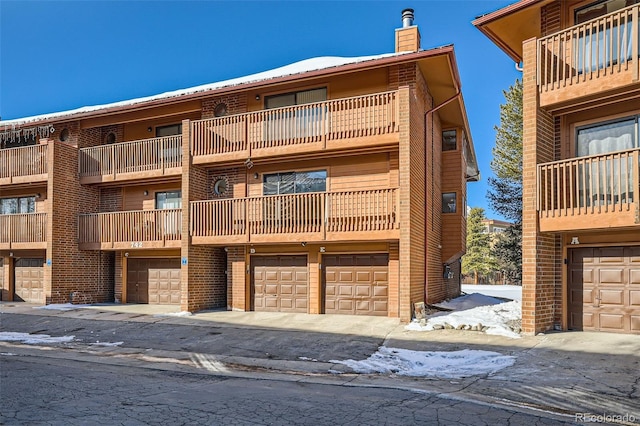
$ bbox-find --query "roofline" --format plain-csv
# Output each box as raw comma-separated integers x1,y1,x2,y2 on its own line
471,0,544,27
1,47,457,131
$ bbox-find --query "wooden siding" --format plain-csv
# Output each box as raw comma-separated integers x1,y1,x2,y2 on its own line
0,144,49,185
190,189,398,245
123,182,182,211
78,136,182,184
441,128,466,263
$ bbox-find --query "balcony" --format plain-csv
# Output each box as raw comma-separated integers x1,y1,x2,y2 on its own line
78,136,182,184
0,145,49,185
0,213,47,249
78,208,182,250
191,91,399,164
538,149,640,232
538,4,640,110
190,189,398,245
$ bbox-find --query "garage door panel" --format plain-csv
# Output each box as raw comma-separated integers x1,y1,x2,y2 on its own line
599,314,625,330
324,254,389,316
632,316,640,331
600,290,624,305
252,256,308,313
599,269,624,284
569,247,639,334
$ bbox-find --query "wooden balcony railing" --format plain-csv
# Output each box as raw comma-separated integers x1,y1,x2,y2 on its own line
191,91,399,162
190,189,398,244
0,145,48,185
538,4,640,107
538,148,640,231
78,208,182,250
0,213,47,249
78,136,182,184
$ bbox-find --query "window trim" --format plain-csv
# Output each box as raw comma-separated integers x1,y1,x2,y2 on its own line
442,192,457,214
574,114,638,157
155,190,182,209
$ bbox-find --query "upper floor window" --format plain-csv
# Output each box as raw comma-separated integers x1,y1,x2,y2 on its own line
442,192,457,214
155,124,182,137
575,0,639,24
0,196,36,214
577,116,637,157
442,130,457,151
155,191,182,209
1,134,36,149
263,170,327,195
265,88,327,109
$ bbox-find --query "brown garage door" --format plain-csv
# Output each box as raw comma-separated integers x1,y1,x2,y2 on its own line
14,258,44,303
324,254,388,316
252,255,308,313
568,247,640,334
127,258,181,305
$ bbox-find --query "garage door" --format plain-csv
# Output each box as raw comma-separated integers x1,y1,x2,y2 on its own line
252,255,308,313
14,258,44,303
127,258,181,305
568,247,640,333
324,254,388,316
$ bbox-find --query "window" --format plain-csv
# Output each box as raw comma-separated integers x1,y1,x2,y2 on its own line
263,170,326,195
442,193,457,214
442,130,457,151
155,191,182,209
574,0,640,74
0,196,36,214
264,88,327,141
155,124,182,137
576,116,638,206
2,133,36,149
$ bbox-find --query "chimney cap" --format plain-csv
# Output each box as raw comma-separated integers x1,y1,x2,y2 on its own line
401,8,414,28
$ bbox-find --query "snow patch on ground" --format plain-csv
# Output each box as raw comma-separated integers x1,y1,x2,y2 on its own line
461,284,522,302
90,341,124,347
331,347,515,378
153,311,193,318
433,293,505,311
34,303,91,311
0,332,75,344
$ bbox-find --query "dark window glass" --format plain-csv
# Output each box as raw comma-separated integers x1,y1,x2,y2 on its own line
155,191,182,209
263,170,327,195
442,130,457,151
442,192,457,214
0,196,36,214
155,124,182,137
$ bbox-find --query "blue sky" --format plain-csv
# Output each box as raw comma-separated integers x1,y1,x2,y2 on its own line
0,0,519,219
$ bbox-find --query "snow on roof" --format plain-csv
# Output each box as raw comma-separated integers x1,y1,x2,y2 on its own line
0,52,412,128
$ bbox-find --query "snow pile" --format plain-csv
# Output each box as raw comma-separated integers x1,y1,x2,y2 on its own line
407,301,522,338
462,284,522,301
0,332,75,344
331,347,515,378
434,293,505,311
90,341,124,347
34,303,91,311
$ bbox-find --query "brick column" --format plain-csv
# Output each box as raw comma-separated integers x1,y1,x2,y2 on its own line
181,119,227,312
398,86,413,322
522,38,558,334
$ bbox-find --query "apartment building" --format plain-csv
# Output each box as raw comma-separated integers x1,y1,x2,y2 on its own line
475,0,640,334
0,10,478,322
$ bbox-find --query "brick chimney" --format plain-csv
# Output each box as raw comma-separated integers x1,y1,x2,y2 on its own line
395,8,421,52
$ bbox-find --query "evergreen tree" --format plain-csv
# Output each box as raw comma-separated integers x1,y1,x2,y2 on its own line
487,79,523,284
462,207,497,284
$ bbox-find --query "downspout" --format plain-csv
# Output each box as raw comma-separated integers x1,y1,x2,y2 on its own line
423,91,461,305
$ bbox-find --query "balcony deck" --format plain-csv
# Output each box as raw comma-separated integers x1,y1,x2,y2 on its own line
78,208,182,250
0,213,47,250
538,149,640,232
0,145,49,186
191,91,399,165
78,136,182,185
190,189,398,245
538,4,640,110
